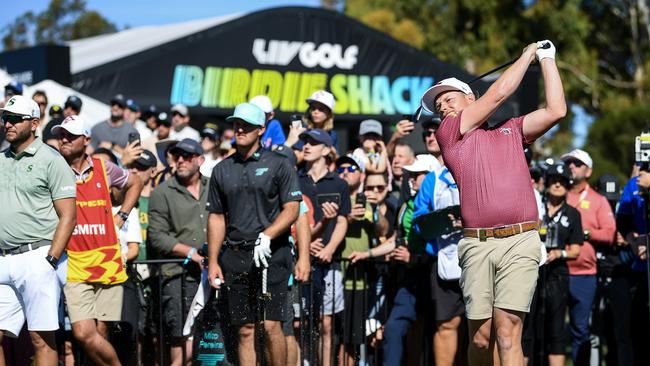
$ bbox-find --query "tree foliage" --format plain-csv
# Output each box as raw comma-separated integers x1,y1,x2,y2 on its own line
2,0,117,51
344,0,650,178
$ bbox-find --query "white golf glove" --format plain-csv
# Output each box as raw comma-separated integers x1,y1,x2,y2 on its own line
253,233,272,268
536,40,556,61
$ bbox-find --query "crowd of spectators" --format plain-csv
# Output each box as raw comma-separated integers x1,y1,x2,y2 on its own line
0,79,649,366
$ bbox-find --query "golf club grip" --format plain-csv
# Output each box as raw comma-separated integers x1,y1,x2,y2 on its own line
262,268,268,294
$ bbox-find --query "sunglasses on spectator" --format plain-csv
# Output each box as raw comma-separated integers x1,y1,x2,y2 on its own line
422,130,436,138
2,113,31,124
171,150,198,160
337,165,359,174
364,185,386,193
310,103,329,113
565,159,585,167
58,131,83,141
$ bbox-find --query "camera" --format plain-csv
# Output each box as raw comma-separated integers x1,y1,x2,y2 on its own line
635,131,650,163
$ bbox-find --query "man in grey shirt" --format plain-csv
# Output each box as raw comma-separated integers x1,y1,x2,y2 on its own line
90,94,138,152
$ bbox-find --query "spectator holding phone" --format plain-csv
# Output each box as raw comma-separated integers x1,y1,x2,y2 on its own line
285,91,338,153
90,94,139,154
352,119,388,175
297,129,350,366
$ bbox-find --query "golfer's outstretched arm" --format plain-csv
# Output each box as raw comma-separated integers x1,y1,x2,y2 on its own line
522,58,567,141
460,43,538,135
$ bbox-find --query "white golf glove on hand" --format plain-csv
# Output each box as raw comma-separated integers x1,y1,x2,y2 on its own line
253,233,272,268
536,40,556,61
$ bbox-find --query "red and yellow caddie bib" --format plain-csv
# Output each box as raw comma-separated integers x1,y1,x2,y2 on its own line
67,157,127,284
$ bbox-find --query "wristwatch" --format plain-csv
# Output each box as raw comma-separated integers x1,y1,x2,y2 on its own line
45,255,59,269
117,211,129,222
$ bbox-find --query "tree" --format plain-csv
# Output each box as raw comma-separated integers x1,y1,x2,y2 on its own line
2,0,117,51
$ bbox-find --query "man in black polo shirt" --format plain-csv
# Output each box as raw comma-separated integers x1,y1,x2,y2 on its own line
207,102,301,366
298,129,350,366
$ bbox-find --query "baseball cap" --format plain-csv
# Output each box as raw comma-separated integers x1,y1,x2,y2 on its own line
156,112,171,127
49,104,63,117
143,105,157,117
1,95,40,119
420,77,473,113
170,138,204,156
249,95,273,114
275,145,297,166
126,99,140,112
171,104,189,117
403,155,434,173
5,81,23,96
359,119,383,137
306,90,335,112
336,155,365,173
133,150,158,169
110,94,126,108
299,129,333,147
201,123,219,140
597,174,621,202
51,115,91,137
545,164,572,186
64,95,83,111
561,149,593,169
226,102,265,127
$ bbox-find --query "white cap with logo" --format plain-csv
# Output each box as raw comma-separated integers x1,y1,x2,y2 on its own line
51,115,91,137
420,77,473,113
249,95,273,114
0,95,40,119
403,154,436,173
561,149,593,169
306,90,335,112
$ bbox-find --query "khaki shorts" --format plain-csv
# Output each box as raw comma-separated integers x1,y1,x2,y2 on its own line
64,282,124,323
457,230,541,320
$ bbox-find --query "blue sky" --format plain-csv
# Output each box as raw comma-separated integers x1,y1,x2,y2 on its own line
0,0,322,29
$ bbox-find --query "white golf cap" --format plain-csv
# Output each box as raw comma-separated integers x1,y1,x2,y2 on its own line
51,115,91,137
0,95,40,119
249,95,273,113
403,154,435,173
561,149,593,169
420,77,473,113
306,90,335,112
171,104,189,116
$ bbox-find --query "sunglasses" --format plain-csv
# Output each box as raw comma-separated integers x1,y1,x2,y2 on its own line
2,114,31,125
310,103,330,112
59,131,83,141
422,130,436,138
364,185,386,193
337,165,359,174
565,159,585,168
171,150,198,160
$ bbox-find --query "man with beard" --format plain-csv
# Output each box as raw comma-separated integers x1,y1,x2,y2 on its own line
148,138,209,365
207,103,301,366
54,114,142,366
0,95,76,366
90,94,139,153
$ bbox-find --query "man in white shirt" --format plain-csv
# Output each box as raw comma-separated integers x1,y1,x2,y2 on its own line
169,104,200,141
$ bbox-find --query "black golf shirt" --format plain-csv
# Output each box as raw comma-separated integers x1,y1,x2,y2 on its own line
207,149,302,242
298,170,351,247
541,201,583,275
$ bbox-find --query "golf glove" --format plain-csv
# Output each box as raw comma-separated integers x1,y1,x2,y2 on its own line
536,40,556,61
253,232,272,268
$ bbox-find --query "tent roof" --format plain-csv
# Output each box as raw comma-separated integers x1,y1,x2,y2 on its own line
67,14,241,74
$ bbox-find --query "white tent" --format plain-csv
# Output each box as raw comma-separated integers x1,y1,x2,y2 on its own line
24,79,109,126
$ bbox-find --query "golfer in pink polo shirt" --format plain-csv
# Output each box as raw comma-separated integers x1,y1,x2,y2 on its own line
420,40,566,366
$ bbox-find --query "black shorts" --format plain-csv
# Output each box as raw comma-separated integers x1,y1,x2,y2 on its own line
430,260,465,322
220,245,292,326
343,290,366,345
153,274,199,339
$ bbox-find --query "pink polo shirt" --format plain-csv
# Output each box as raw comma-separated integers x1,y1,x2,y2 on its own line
435,111,538,228
566,184,616,275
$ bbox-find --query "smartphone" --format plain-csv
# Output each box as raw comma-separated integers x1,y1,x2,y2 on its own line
128,132,140,146
395,237,406,247
291,113,303,129
317,193,341,206
356,192,366,207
